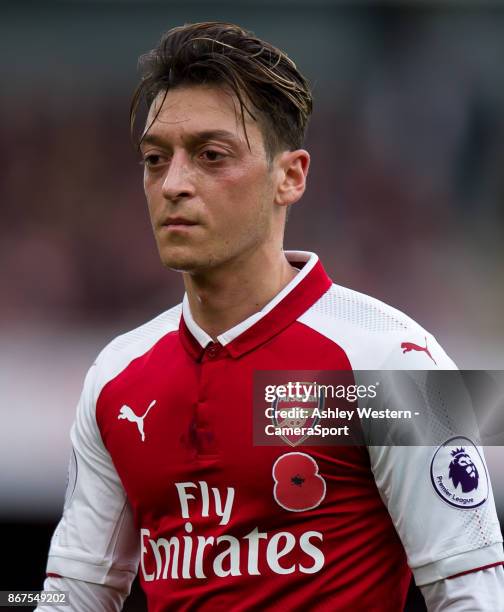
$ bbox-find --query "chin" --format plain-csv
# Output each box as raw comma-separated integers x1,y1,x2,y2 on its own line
161,257,199,273
159,249,216,273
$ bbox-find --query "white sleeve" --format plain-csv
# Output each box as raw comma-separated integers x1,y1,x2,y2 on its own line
35,576,125,612
44,362,140,592
368,332,504,589
369,443,504,584
420,565,504,611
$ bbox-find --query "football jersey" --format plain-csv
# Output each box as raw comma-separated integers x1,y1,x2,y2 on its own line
45,251,504,611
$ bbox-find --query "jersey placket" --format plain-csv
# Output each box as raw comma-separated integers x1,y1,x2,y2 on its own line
194,341,227,459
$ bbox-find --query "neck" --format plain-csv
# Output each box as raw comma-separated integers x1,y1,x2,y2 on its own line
183,247,297,341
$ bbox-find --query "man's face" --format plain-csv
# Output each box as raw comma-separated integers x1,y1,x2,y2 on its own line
141,85,281,273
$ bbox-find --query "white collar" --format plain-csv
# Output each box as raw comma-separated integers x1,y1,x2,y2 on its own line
182,251,319,349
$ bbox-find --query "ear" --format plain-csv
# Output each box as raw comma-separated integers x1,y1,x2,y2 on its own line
274,149,310,207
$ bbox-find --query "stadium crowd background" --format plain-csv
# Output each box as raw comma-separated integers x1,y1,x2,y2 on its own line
1,2,503,610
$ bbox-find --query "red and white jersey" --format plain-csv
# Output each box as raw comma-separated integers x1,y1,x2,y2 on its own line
45,251,504,611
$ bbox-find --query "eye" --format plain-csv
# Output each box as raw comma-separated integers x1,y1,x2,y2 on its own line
200,149,226,162
144,154,160,167
140,153,168,168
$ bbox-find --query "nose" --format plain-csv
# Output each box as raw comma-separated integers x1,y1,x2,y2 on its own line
161,150,195,202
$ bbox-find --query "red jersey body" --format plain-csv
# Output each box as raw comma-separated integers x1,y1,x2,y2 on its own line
45,252,504,611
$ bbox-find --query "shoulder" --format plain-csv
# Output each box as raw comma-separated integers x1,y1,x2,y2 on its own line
69,305,182,454
97,303,182,361
298,282,456,369
91,303,182,397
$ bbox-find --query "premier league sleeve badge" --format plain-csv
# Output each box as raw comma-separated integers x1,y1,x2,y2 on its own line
430,436,489,509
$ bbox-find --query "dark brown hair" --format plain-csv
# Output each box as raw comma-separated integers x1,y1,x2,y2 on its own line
130,22,313,159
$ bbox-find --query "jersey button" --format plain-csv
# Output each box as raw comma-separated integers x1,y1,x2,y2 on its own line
206,343,219,358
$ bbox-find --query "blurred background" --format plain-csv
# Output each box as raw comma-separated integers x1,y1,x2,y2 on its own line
1,1,503,610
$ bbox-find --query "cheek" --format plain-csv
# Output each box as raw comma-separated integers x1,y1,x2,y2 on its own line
143,168,153,195
143,173,153,205
210,164,272,214
143,175,163,214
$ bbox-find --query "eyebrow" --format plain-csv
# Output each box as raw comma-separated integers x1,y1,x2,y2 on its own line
139,129,241,149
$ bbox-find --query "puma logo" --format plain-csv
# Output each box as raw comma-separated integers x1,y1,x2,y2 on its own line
401,337,437,365
118,400,157,442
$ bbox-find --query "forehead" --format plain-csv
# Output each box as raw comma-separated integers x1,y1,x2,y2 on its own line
144,85,262,145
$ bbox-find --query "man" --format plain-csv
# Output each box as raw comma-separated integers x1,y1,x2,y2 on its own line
39,22,504,611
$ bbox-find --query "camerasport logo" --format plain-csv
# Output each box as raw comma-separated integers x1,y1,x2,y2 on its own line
273,452,327,512
430,436,488,509
140,479,325,582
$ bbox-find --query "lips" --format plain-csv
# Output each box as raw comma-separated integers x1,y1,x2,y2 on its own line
161,217,198,228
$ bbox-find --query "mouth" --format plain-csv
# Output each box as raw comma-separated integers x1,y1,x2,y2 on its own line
160,217,199,230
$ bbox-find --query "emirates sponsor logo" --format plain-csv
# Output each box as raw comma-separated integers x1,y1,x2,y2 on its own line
140,480,324,581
